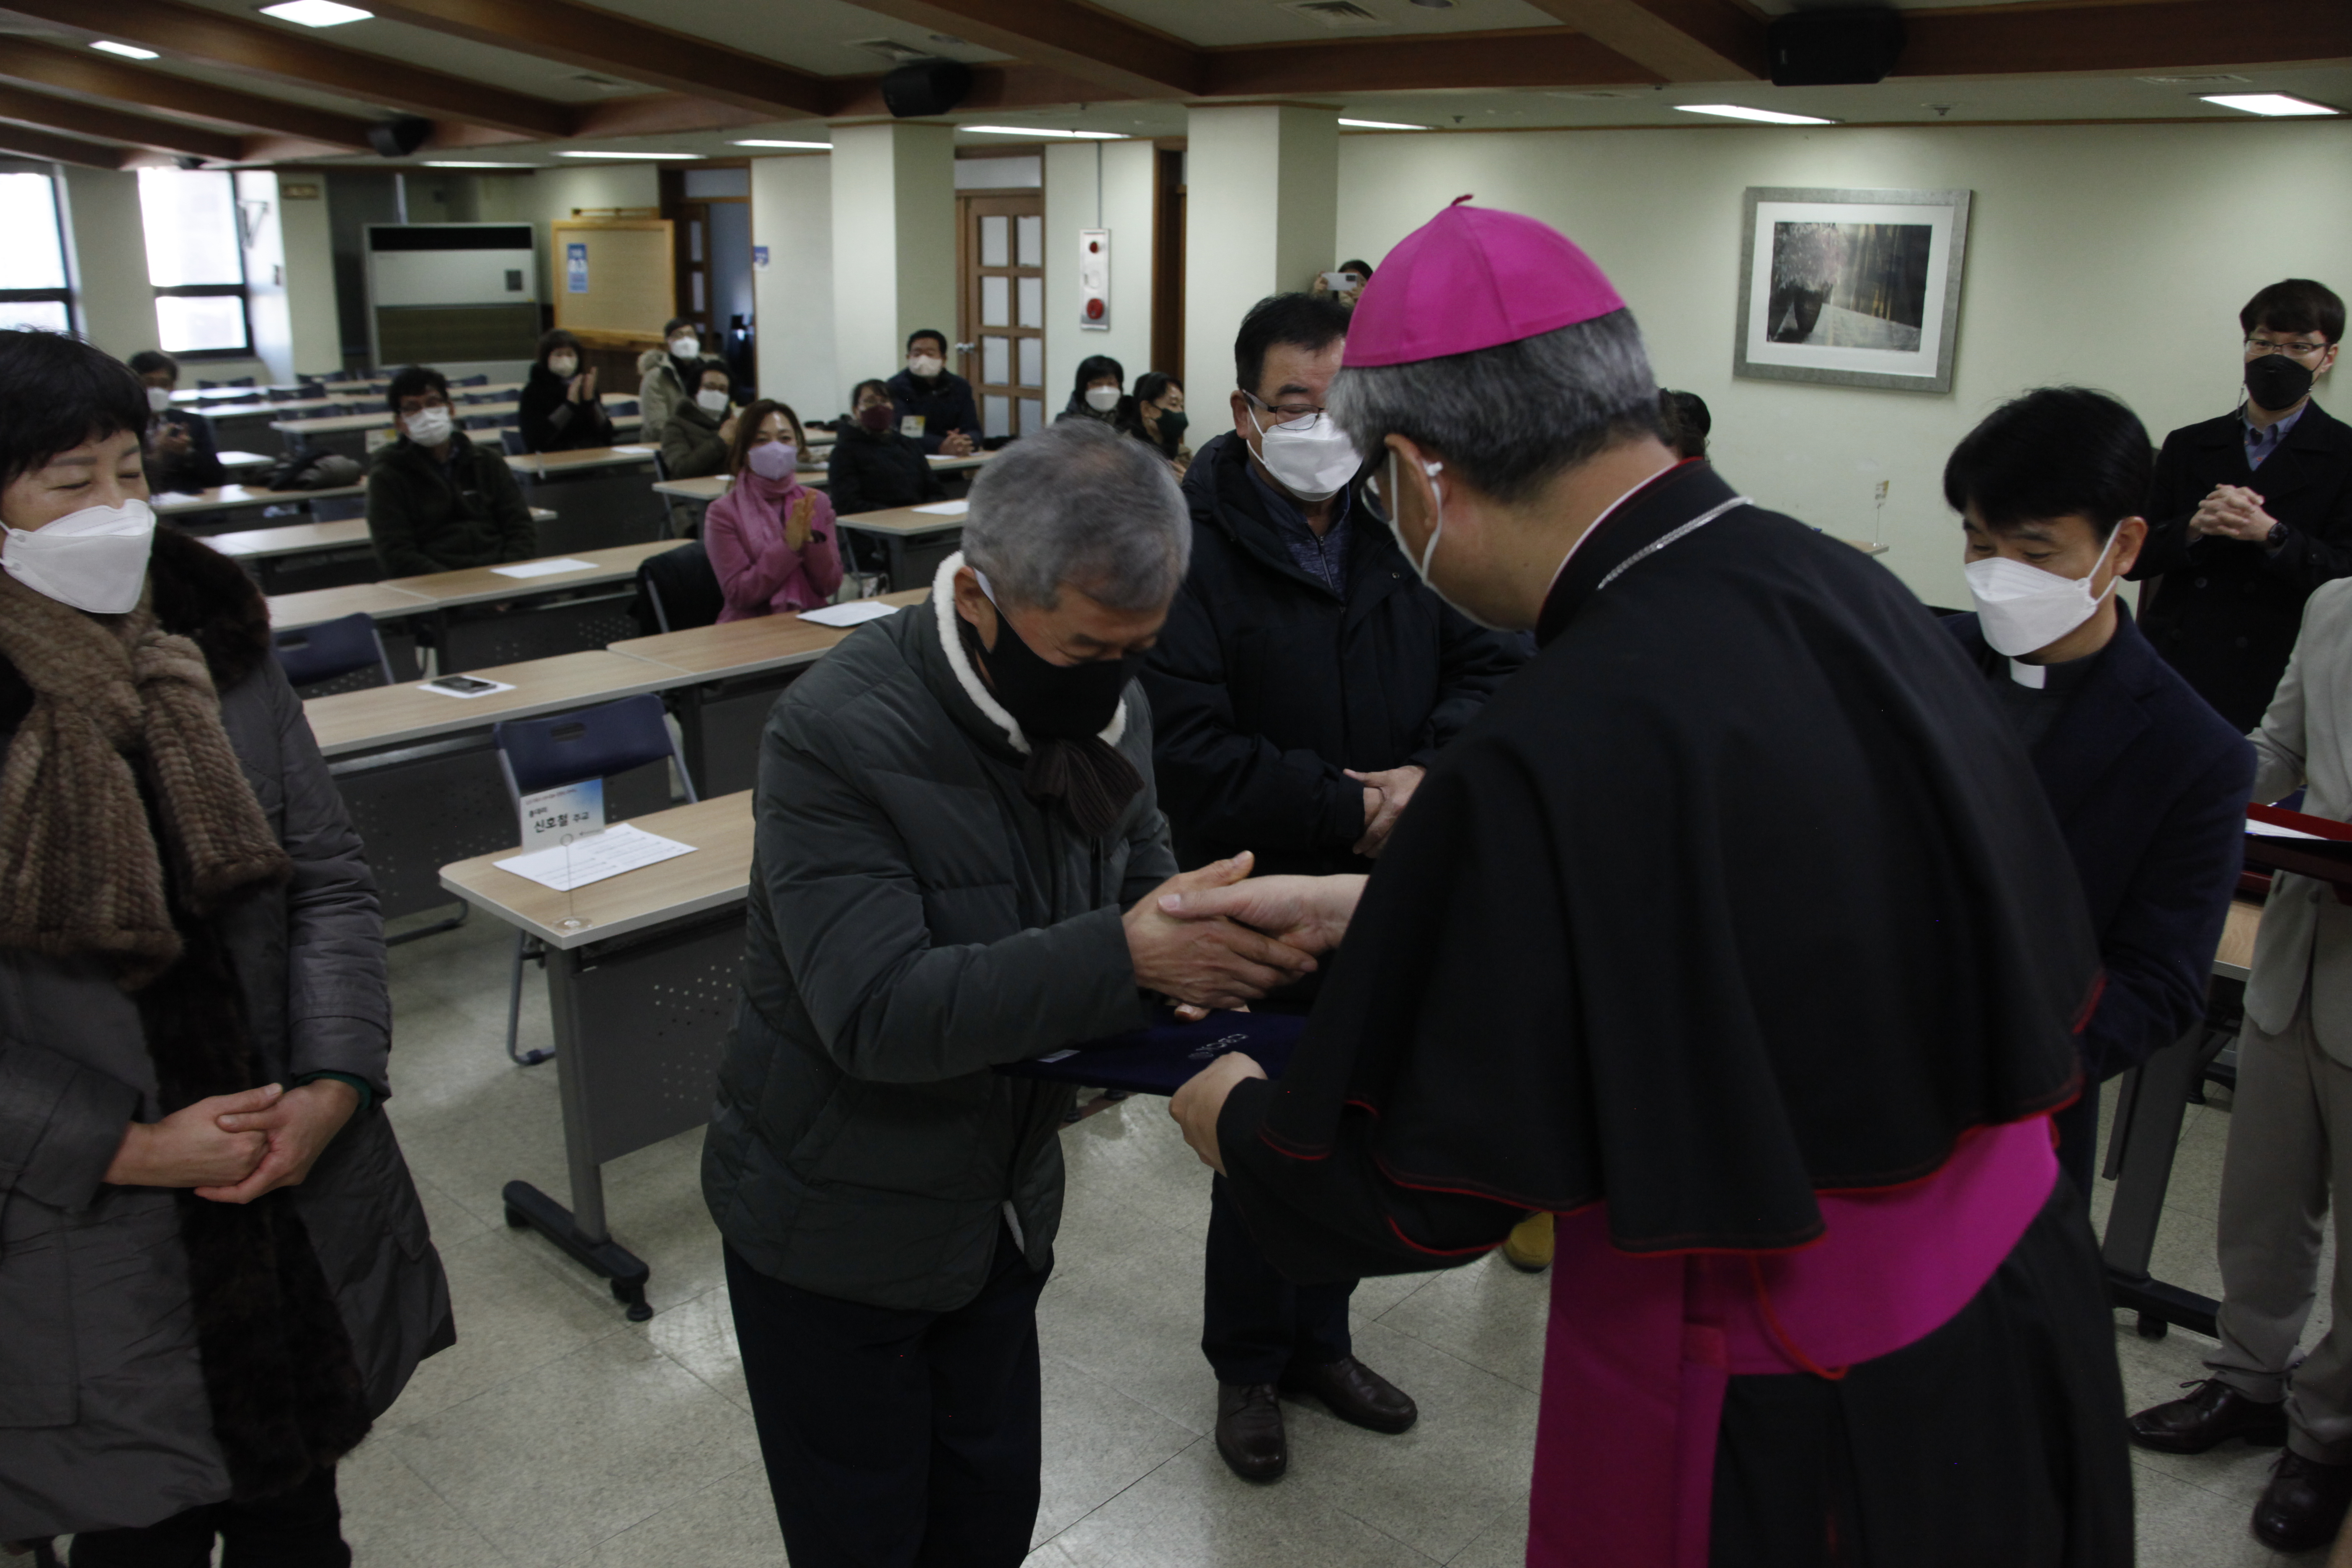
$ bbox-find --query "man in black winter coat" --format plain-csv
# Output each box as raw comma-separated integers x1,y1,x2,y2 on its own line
2127,278,2352,732
1139,294,1527,1486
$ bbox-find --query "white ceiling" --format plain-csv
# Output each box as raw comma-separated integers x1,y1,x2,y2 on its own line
1082,0,1573,49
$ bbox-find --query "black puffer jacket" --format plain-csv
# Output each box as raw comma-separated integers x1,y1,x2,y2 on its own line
824,422,942,518
364,431,537,577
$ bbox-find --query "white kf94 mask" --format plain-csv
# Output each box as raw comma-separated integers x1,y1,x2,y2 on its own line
1248,399,1362,503
1963,527,2120,658
3,498,157,614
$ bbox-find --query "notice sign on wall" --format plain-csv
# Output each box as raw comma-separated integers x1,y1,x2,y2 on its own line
752,245,770,271
565,241,589,294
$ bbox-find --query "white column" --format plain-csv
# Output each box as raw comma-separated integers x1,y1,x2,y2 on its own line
750,153,838,420
1182,105,1338,403
57,166,160,362
828,121,956,408
1043,137,1157,403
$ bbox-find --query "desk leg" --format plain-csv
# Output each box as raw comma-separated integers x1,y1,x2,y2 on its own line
500,946,654,1320
670,686,709,798
2101,1022,2228,1340
885,536,910,593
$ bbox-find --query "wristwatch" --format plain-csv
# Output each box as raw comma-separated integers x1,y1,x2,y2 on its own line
2267,521,2289,550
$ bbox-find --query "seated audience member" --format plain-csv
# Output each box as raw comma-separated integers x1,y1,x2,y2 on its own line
516,329,613,454
637,316,728,437
1117,371,1189,472
660,364,739,480
887,328,979,456
126,350,226,493
0,327,451,1558
2128,278,2352,732
1056,356,1124,425
828,377,945,521
1945,388,2251,1195
1660,388,1711,461
702,420,1317,1566
366,366,537,576
2129,578,2352,1551
704,399,841,621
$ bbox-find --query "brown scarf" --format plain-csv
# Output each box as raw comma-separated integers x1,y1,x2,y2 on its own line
0,568,291,989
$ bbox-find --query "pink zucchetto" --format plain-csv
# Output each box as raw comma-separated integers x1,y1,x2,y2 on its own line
1343,196,1627,368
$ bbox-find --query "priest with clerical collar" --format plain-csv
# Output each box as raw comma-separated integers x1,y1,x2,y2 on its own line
1165,199,2135,1565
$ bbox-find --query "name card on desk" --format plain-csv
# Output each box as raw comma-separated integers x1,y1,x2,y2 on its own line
799,600,903,629
910,500,969,516
491,557,598,579
494,822,695,892
520,779,603,851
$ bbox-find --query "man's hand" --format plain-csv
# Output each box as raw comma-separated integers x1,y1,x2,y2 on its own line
785,491,817,551
1127,853,1318,1011
2191,485,2278,544
1171,1053,1267,1174
1346,765,1424,858
196,1080,361,1204
941,430,976,457
103,1086,279,1189
1158,873,1366,957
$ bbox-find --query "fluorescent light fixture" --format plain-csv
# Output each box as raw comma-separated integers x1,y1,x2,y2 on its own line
258,0,373,25
1338,117,1426,130
960,125,1124,139
2201,93,2339,117
91,40,161,59
732,139,831,150
1675,103,1837,125
423,160,534,168
554,150,702,160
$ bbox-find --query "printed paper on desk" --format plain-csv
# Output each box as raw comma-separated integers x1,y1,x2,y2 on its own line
910,500,970,516
493,822,696,892
490,557,598,579
799,600,902,629
610,444,656,455
2249,818,2330,841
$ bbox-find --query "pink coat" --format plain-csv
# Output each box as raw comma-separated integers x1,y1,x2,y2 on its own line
704,470,845,622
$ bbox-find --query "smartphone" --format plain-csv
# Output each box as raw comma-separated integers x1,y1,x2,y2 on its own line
426,675,498,694
1321,271,1364,291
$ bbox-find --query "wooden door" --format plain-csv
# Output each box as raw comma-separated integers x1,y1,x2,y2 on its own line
1152,147,1186,385
957,193,1046,441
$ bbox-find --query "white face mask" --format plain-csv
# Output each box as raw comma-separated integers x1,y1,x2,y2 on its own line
3,498,157,614
403,406,454,447
908,354,943,379
1964,527,2120,658
1383,450,1448,583
145,385,173,414
1248,398,1362,503
696,388,730,414
1084,384,1121,413
548,354,578,378
670,336,701,360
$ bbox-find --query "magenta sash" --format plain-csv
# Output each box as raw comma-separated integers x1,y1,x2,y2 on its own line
1525,1116,2058,1567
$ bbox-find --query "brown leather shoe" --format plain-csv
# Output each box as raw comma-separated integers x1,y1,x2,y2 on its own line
2254,1451,2352,1552
1280,1356,1418,1434
1215,1382,1287,1482
1502,1212,1554,1274
2128,1379,2288,1455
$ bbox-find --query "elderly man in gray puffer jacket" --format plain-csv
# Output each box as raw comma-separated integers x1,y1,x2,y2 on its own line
701,419,1317,1567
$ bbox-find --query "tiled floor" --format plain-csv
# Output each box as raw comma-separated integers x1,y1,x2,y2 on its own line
335,910,2336,1565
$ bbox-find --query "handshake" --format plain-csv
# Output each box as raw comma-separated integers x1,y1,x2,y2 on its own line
1122,852,1367,1015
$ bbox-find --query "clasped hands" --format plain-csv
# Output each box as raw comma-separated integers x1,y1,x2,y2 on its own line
2190,484,2279,545
103,1079,359,1204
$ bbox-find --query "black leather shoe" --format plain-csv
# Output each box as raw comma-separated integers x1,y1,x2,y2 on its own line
1280,1356,1418,1435
1215,1382,1287,1482
2254,1452,2352,1553
2128,1379,2288,1455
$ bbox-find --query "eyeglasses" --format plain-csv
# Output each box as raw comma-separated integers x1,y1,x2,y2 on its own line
1244,389,1327,424
2246,337,2331,359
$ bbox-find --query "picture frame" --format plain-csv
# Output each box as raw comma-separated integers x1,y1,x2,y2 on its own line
1733,187,1972,394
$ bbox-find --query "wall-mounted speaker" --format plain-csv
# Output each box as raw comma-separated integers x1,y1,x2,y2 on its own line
367,117,433,159
1767,9,1905,86
880,58,974,119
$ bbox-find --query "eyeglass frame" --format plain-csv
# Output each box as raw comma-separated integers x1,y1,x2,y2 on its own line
2244,335,2334,361
1241,388,1328,425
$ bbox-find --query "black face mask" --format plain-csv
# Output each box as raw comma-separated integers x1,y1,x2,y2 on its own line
1155,409,1189,443
969,604,1135,741
2246,352,2316,414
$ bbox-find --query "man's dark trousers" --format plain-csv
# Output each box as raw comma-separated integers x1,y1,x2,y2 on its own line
726,1226,1048,1567
1203,1174,1353,1382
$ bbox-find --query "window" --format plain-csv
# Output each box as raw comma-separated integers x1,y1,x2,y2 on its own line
0,170,71,334
138,168,250,355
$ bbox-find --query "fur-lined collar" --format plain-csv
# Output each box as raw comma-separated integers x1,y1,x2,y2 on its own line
148,526,272,692
931,551,1127,758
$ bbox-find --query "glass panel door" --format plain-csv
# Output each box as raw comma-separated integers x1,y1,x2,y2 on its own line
958,192,1046,446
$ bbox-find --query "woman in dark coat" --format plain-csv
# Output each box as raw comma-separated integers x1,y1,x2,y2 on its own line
825,377,944,520
516,327,614,454
0,330,451,1556
1055,354,1125,426
1114,370,1188,472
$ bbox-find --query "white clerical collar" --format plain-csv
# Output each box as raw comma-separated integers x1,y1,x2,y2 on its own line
2008,658,2047,689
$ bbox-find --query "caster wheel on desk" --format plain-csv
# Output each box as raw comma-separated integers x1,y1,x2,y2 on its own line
2137,1313,2169,1340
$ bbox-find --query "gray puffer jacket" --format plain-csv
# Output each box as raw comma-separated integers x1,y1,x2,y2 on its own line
701,554,1177,1312
0,531,452,1537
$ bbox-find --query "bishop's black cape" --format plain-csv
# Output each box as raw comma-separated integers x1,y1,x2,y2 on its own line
1218,461,2106,1281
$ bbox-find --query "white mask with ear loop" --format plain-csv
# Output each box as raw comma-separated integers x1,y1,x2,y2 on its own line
1964,525,2122,658
1382,449,1448,582
2,498,157,614
1248,399,1362,502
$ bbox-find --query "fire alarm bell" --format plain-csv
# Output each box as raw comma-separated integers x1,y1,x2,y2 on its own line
1079,228,1109,331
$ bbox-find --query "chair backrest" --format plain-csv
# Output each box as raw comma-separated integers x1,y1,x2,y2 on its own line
500,428,529,456
632,541,723,637
453,373,490,387
605,398,640,418
493,694,696,823
272,612,392,691
462,414,503,431
309,493,368,522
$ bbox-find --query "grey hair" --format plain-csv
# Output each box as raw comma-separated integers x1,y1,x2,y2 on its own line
962,419,1191,612
1327,309,1664,505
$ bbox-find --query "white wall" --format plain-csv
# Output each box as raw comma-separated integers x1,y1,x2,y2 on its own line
1044,138,1156,407
521,162,662,300
1185,106,1338,403
750,153,839,419
57,166,158,364
274,178,340,379
829,122,957,406
1337,119,2352,608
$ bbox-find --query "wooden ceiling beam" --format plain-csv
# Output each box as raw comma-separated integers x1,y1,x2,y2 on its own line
0,0,573,139
0,80,243,162
840,0,1204,98
568,94,770,141
1896,0,2352,77
1519,0,1765,82
1204,29,1658,97
0,122,130,170
0,38,378,150
823,62,1140,119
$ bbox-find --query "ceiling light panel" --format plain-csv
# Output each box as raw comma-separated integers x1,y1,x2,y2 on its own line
2201,93,2339,116
734,140,832,150
91,40,161,58
555,150,704,160
258,1,374,26
962,125,1125,139
1338,118,1426,130
1675,103,1838,126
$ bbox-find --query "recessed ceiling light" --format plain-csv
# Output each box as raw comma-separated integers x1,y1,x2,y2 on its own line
2201,93,2339,117
962,125,1124,139
1338,117,1426,131
555,150,703,159
1675,103,1838,126
422,160,534,168
258,0,373,26
733,139,831,150
91,40,160,59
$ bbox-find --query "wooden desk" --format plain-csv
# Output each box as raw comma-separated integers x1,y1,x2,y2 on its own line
267,583,433,631
152,481,366,519
384,540,683,612
650,451,990,508
505,444,662,477
612,589,923,681
2214,897,2261,983
275,391,627,439
442,791,753,951
836,500,972,590
303,648,686,759
211,518,372,561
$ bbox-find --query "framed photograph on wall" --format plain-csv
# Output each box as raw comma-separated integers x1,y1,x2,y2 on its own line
1734,187,1972,393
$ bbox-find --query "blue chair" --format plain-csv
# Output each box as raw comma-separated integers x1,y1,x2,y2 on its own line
462,414,504,431
271,612,392,695
500,428,530,456
309,493,368,522
604,398,640,418
453,373,490,387
491,695,696,1066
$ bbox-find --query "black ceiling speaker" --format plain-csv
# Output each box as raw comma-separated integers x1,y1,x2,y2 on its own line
880,57,974,119
1767,9,1906,86
367,116,433,158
